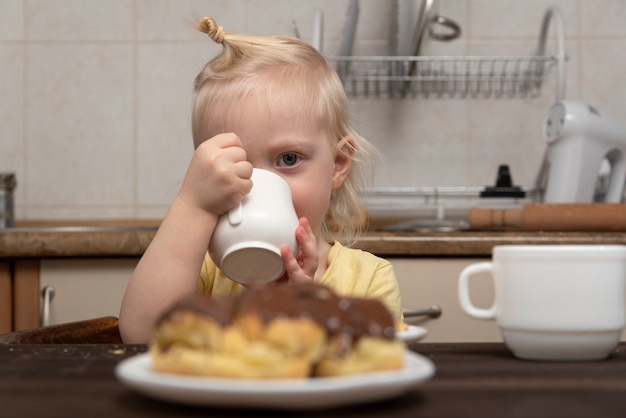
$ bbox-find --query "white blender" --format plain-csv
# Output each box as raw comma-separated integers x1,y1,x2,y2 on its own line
539,100,626,203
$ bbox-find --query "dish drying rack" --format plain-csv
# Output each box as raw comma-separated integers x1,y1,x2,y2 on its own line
327,7,566,99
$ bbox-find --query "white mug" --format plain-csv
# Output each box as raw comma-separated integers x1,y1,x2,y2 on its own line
458,245,626,361
208,168,299,285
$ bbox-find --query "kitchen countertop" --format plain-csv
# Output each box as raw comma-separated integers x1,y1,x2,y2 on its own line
1,220,626,258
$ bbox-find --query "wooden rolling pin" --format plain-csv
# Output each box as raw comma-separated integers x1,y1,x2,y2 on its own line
468,203,626,231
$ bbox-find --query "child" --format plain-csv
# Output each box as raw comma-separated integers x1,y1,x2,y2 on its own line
119,17,402,344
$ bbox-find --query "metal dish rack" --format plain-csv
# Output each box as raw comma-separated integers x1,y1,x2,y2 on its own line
327,7,566,99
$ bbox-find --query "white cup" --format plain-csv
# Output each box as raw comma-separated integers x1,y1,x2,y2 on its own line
458,245,626,361
208,168,299,285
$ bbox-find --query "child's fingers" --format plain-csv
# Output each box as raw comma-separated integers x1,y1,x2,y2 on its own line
295,218,318,276
280,245,312,283
279,217,319,283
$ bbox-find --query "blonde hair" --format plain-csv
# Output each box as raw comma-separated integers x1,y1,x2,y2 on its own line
192,17,376,245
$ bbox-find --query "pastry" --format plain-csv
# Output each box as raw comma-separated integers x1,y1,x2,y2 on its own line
150,283,404,379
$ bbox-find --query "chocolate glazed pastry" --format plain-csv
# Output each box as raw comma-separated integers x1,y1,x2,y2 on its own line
150,283,404,379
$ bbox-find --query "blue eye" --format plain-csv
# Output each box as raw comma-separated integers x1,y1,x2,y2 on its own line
278,153,301,166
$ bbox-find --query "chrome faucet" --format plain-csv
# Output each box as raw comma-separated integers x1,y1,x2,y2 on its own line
0,173,16,228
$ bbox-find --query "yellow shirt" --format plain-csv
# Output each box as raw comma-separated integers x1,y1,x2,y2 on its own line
197,242,403,321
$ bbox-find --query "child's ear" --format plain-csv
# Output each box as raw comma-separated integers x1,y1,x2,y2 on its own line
332,136,354,190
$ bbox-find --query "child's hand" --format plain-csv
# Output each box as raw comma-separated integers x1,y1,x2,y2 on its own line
280,217,319,283
178,133,253,215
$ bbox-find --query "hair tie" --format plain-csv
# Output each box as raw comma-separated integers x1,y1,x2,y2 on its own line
209,22,225,44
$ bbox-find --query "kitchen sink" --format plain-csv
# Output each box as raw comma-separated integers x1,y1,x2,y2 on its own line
362,186,538,232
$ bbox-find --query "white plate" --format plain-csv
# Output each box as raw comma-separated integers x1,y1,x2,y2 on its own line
116,351,435,410
396,325,428,343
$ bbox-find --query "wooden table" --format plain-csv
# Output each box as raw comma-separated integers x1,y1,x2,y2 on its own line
2,342,626,417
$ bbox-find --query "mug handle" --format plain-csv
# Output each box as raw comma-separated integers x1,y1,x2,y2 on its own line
458,262,497,319
227,202,243,226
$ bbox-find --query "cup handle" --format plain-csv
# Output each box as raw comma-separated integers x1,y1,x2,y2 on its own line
458,262,497,319
227,202,243,226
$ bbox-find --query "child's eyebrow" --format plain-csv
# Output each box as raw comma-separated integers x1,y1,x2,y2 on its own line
267,135,312,149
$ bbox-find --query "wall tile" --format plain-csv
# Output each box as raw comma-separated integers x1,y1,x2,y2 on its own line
468,0,578,38
137,0,245,41
24,206,136,220
0,45,25,207
136,43,203,207
0,0,23,40
26,0,134,41
245,0,347,41
0,45,24,169
467,97,554,188
581,0,626,37
25,44,135,208
352,98,469,187
579,40,626,122
462,39,560,188
2,0,626,221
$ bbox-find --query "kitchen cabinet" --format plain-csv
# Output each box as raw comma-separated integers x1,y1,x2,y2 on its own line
13,255,502,339
392,257,626,343
0,261,11,333
11,255,626,341
39,258,138,326
13,260,40,330
1,259,45,332
3,223,626,339
391,257,502,342
40,257,494,335
7,257,137,330
1,260,41,332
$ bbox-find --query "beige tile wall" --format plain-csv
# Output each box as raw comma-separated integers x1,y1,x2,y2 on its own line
0,0,624,220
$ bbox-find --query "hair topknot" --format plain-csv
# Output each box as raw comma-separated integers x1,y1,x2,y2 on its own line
198,16,224,44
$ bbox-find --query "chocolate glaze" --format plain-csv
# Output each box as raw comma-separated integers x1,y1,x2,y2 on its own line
158,283,396,341
158,294,236,328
